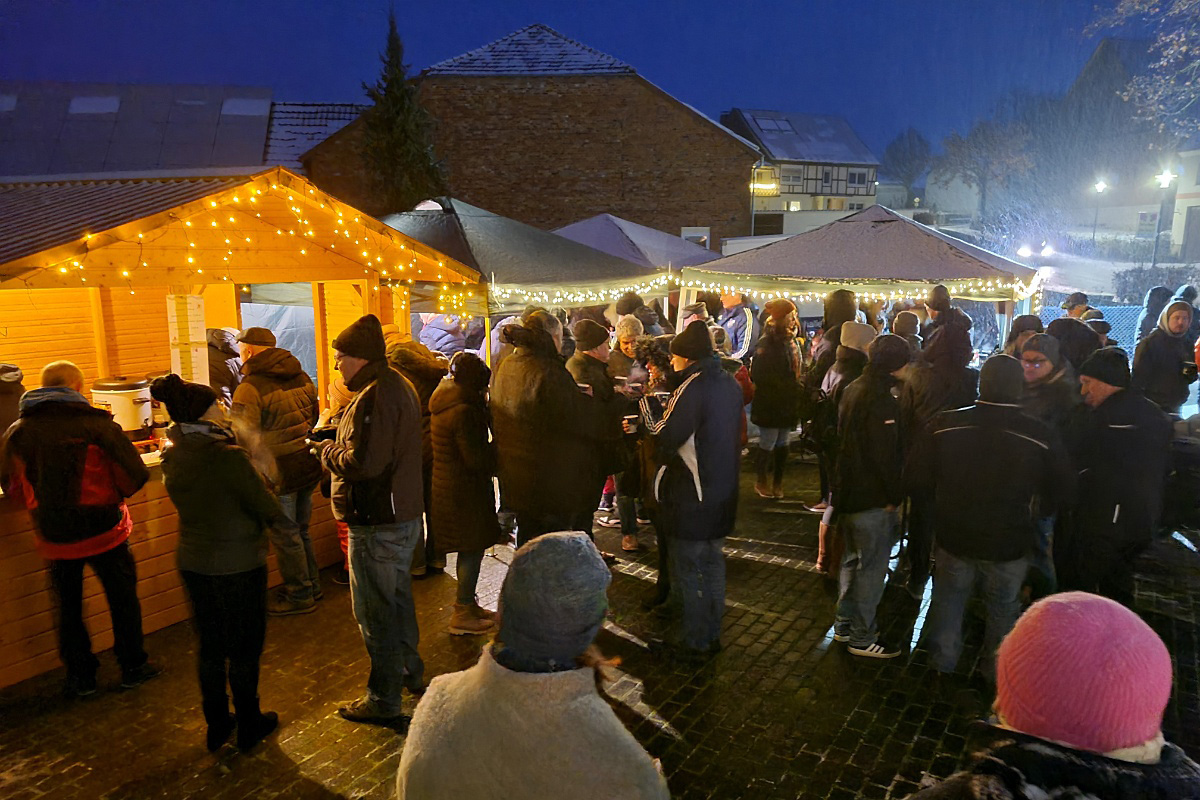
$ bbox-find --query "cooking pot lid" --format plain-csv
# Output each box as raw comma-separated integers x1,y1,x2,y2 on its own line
93,376,149,391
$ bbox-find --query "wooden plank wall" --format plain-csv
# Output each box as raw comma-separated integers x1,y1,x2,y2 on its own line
101,286,173,380
0,481,340,690
0,288,99,388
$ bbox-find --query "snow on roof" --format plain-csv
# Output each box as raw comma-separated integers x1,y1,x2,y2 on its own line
554,213,721,268
265,102,365,169
423,23,636,76
725,109,878,166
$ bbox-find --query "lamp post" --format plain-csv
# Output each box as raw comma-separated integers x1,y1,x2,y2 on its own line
1092,179,1107,245
1150,169,1176,269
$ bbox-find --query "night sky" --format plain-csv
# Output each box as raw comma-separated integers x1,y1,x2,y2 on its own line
0,0,1119,156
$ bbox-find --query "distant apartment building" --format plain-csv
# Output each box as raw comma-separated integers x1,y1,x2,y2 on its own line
719,108,879,235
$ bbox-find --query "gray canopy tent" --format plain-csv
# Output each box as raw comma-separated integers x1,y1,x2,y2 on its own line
554,213,721,269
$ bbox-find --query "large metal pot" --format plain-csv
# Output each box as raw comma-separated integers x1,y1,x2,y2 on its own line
92,376,152,437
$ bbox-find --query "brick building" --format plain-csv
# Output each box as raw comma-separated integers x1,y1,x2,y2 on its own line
302,24,760,248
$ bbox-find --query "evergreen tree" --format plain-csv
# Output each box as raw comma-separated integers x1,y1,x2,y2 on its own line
361,11,446,214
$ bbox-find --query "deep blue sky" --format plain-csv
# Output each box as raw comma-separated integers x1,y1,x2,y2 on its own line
0,0,1116,156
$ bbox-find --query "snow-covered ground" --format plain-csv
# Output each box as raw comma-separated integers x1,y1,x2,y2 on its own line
1034,252,1138,297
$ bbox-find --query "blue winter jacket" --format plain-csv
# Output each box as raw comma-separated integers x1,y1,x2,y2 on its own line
718,303,761,362
419,315,466,356
640,358,743,540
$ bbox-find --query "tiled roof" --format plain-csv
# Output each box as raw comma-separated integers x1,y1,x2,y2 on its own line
265,102,365,169
723,109,878,166
0,81,273,176
423,23,635,76
0,170,256,267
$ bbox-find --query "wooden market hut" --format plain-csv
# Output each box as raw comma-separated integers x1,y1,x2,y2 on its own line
0,166,478,689
676,205,1041,329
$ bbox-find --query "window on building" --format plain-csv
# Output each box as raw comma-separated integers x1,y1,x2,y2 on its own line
848,202,865,211
788,201,804,212
848,170,868,186
823,169,832,185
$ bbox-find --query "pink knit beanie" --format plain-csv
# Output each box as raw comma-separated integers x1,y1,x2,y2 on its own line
995,592,1172,753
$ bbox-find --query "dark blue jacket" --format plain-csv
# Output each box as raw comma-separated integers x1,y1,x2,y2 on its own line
718,302,761,363
641,358,743,540
419,315,467,356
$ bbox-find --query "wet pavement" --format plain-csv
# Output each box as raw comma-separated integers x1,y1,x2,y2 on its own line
2,454,1199,799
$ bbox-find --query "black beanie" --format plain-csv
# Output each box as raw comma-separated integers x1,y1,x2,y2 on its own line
927,284,951,314
150,373,218,423
615,291,644,316
824,289,857,330
450,351,491,393
670,320,714,361
979,354,1024,404
572,319,610,351
869,334,912,374
332,314,386,361
1079,346,1130,389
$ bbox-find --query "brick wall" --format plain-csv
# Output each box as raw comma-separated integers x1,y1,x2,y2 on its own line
304,75,757,246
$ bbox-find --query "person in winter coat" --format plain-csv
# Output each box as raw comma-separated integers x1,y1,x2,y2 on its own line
892,310,923,357
831,335,912,659
1002,314,1043,356
615,291,664,336
231,327,322,616
899,314,978,598
922,284,973,357
1046,317,1101,373
1061,291,1092,319
418,314,466,357
429,353,502,636
1173,283,1200,348
206,327,242,405
151,374,282,753
1136,285,1174,343
632,336,675,609
1059,347,1172,606
906,355,1073,678
711,326,756,447
679,300,710,329
0,360,156,697
311,314,426,725
1132,298,1197,414
717,293,760,362
0,363,25,435
387,339,449,577
607,314,642,380
804,289,858,515
640,321,744,658
396,532,669,800
909,592,1200,800
492,313,605,546
1018,334,1082,432
751,298,803,499
1082,309,1115,347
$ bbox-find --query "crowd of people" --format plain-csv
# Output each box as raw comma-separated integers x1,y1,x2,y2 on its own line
2,281,1199,797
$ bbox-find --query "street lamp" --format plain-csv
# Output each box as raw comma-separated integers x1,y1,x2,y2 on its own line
1150,169,1177,269
1092,179,1107,244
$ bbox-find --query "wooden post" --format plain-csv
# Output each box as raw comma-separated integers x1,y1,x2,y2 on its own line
88,287,111,379
312,282,330,412
362,274,381,317
392,286,411,340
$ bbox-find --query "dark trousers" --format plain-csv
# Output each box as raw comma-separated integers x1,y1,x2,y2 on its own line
515,510,594,548
48,541,147,679
1058,538,1143,608
904,493,935,592
181,567,268,727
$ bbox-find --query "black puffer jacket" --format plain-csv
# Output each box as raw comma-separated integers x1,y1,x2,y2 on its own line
834,365,903,514
231,347,321,494
1021,365,1083,432
901,317,978,445
1132,301,1197,414
1136,286,1173,344
492,325,605,518
909,724,1200,800
428,379,503,555
750,331,801,429
206,328,242,403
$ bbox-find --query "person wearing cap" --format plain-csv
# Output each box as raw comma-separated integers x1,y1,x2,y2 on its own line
206,327,242,405
922,284,974,354
492,312,606,546
231,326,323,616
1019,334,1083,432
1046,316,1102,373
908,591,1200,799
679,300,710,329
717,293,761,363
751,298,803,499
1061,290,1091,319
0,360,156,697
1133,297,1197,414
1059,347,1172,605
640,320,743,658
906,355,1073,679
310,314,426,724
1082,308,1115,347
150,373,283,752
830,335,912,659
396,532,669,799
1001,314,1043,356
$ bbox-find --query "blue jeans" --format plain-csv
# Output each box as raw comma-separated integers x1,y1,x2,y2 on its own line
347,519,424,714
669,537,726,651
273,489,317,601
926,546,1027,675
835,508,898,648
758,427,789,450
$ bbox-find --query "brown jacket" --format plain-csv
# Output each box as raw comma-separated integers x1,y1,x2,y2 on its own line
231,347,320,494
320,360,424,525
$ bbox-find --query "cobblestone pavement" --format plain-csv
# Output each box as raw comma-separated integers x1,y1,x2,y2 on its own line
2,454,1199,799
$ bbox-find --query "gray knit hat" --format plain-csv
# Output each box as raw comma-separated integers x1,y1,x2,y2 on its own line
497,532,611,668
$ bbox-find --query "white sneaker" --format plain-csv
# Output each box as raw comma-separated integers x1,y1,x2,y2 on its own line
848,641,901,659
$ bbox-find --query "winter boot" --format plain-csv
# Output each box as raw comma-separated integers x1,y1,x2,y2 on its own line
449,603,497,636
469,603,497,622
754,448,773,498
233,694,278,752
771,446,788,498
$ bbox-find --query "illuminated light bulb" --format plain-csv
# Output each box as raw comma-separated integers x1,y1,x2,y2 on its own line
59,266,67,273
300,249,306,255
185,221,192,227
210,201,217,207
122,270,130,277
197,268,203,274
211,221,217,227
228,217,235,223
141,262,147,267
276,230,282,235
187,257,194,263
245,238,251,243
189,242,195,248
233,197,240,203
129,290,135,295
